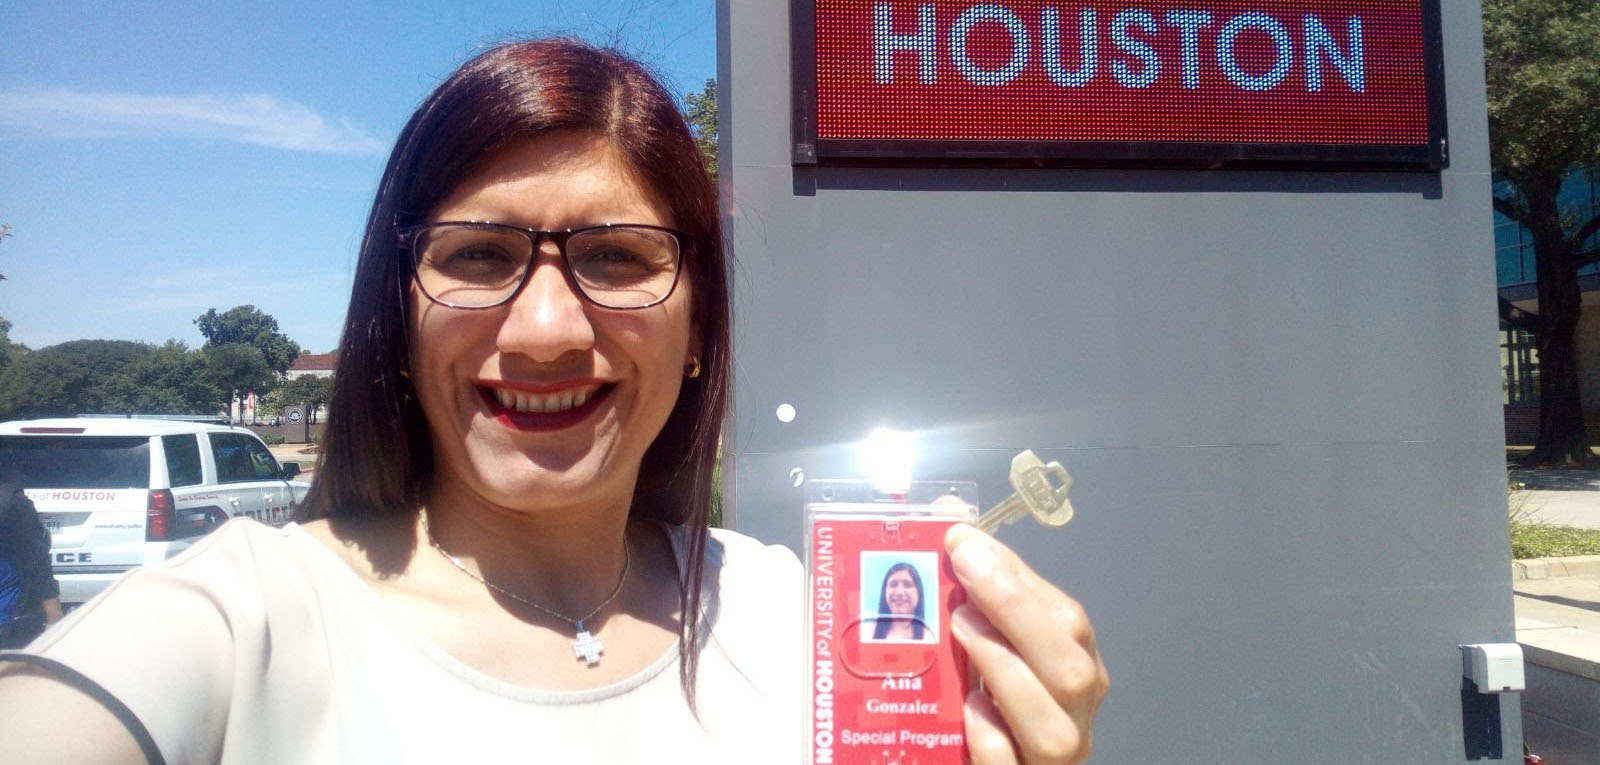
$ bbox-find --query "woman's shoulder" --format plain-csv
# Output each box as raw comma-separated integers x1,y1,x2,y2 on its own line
31,519,322,636
6,518,360,764
699,525,802,577
130,517,326,586
694,526,804,615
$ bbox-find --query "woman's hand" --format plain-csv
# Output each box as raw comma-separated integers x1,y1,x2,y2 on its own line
42,597,64,625
946,524,1109,764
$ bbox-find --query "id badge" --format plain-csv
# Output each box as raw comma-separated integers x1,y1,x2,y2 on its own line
806,481,978,765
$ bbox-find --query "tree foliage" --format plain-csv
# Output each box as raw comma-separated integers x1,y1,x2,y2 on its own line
0,223,11,282
1485,0,1600,177
685,78,718,180
0,336,284,419
1485,0,1600,465
102,340,222,415
0,316,26,381
202,343,278,401
0,339,229,419
263,375,332,422
0,304,305,421
0,227,25,382
0,340,149,419
194,305,302,376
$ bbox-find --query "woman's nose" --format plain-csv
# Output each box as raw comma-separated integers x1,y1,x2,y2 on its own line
496,255,596,361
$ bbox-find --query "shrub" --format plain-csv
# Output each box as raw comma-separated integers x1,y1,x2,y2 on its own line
1509,479,1600,558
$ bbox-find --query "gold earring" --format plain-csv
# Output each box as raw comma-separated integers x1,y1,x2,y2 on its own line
685,356,702,379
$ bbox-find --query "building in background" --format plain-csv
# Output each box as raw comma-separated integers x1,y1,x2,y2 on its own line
286,352,336,380
1497,171,1600,445
282,351,335,426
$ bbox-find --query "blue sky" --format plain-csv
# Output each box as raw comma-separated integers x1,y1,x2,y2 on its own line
0,0,717,354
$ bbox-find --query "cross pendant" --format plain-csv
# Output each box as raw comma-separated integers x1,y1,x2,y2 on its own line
572,625,604,666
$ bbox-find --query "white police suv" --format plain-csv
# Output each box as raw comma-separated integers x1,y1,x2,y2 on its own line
0,417,311,605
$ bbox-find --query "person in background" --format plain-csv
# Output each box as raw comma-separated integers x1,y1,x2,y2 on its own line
0,472,62,650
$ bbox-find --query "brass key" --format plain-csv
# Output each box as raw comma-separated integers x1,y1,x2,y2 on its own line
974,450,1075,533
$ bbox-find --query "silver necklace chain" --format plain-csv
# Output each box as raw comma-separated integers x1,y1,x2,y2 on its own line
419,512,630,665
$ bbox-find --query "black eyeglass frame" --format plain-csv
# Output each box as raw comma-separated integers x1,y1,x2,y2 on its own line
396,220,689,311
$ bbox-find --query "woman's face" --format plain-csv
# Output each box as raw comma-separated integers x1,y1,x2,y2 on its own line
884,569,920,615
408,131,696,517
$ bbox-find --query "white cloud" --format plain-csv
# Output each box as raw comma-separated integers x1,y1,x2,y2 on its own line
0,89,386,155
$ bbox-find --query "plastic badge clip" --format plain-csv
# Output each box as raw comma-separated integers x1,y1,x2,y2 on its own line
974,450,1075,534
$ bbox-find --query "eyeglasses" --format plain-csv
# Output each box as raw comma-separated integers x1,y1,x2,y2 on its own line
398,221,685,310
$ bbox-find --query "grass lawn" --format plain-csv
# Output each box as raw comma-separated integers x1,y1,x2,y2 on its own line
1504,454,1600,558
1511,521,1600,559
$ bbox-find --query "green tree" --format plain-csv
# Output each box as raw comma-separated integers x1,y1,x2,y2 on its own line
263,375,332,423
1486,0,1600,466
0,317,26,381
0,340,148,419
194,305,303,376
102,340,222,415
0,223,11,281
203,343,277,406
0,224,17,382
685,78,718,180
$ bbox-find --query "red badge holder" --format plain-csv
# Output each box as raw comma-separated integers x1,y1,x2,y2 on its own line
806,480,978,765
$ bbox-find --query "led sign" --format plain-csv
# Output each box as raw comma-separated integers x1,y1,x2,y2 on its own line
792,1,1447,168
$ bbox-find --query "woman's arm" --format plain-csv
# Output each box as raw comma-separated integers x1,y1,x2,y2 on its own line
945,524,1110,764
0,664,148,764
0,522,267,764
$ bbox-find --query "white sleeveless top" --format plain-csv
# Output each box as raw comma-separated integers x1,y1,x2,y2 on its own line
9,519,806,764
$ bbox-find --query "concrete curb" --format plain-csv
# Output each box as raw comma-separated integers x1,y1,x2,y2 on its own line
1512,555,1600,580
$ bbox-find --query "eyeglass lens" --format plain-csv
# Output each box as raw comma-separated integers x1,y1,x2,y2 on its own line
413,223,679,309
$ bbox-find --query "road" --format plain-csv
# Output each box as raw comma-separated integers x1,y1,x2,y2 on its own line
1510,468,1600,530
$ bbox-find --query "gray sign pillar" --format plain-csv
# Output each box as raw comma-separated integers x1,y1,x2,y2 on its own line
719,0,1518,760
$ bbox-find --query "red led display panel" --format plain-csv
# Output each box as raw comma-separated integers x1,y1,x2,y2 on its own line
794,0,1446,167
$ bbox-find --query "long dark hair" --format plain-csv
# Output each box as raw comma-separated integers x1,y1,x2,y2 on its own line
872,562,927,640
303,38,729,706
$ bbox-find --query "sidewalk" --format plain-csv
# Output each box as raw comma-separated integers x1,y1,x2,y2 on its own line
1515,559,1600,677
1505,468,1600,762
1515,562,1600,763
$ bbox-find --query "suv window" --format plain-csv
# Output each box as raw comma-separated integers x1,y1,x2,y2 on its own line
244,437,281,480
209,434,260,484
0,436,152,490
162,434,203,487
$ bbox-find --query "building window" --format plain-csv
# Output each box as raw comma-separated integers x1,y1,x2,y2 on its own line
1494,170,1600,287
1501,328,1539,405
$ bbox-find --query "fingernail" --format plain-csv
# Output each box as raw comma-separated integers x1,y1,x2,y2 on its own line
949,604,978,640
950,536,995,582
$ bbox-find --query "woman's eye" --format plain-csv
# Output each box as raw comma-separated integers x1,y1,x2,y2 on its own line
572,247,660,283
593,248,642,263
434,245,518,279
584,246,649,265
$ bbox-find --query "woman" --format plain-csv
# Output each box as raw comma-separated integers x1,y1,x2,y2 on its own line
0,38,1106,763
871,561,929,643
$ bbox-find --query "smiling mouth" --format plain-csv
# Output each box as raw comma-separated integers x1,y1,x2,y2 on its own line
479,383,613,431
